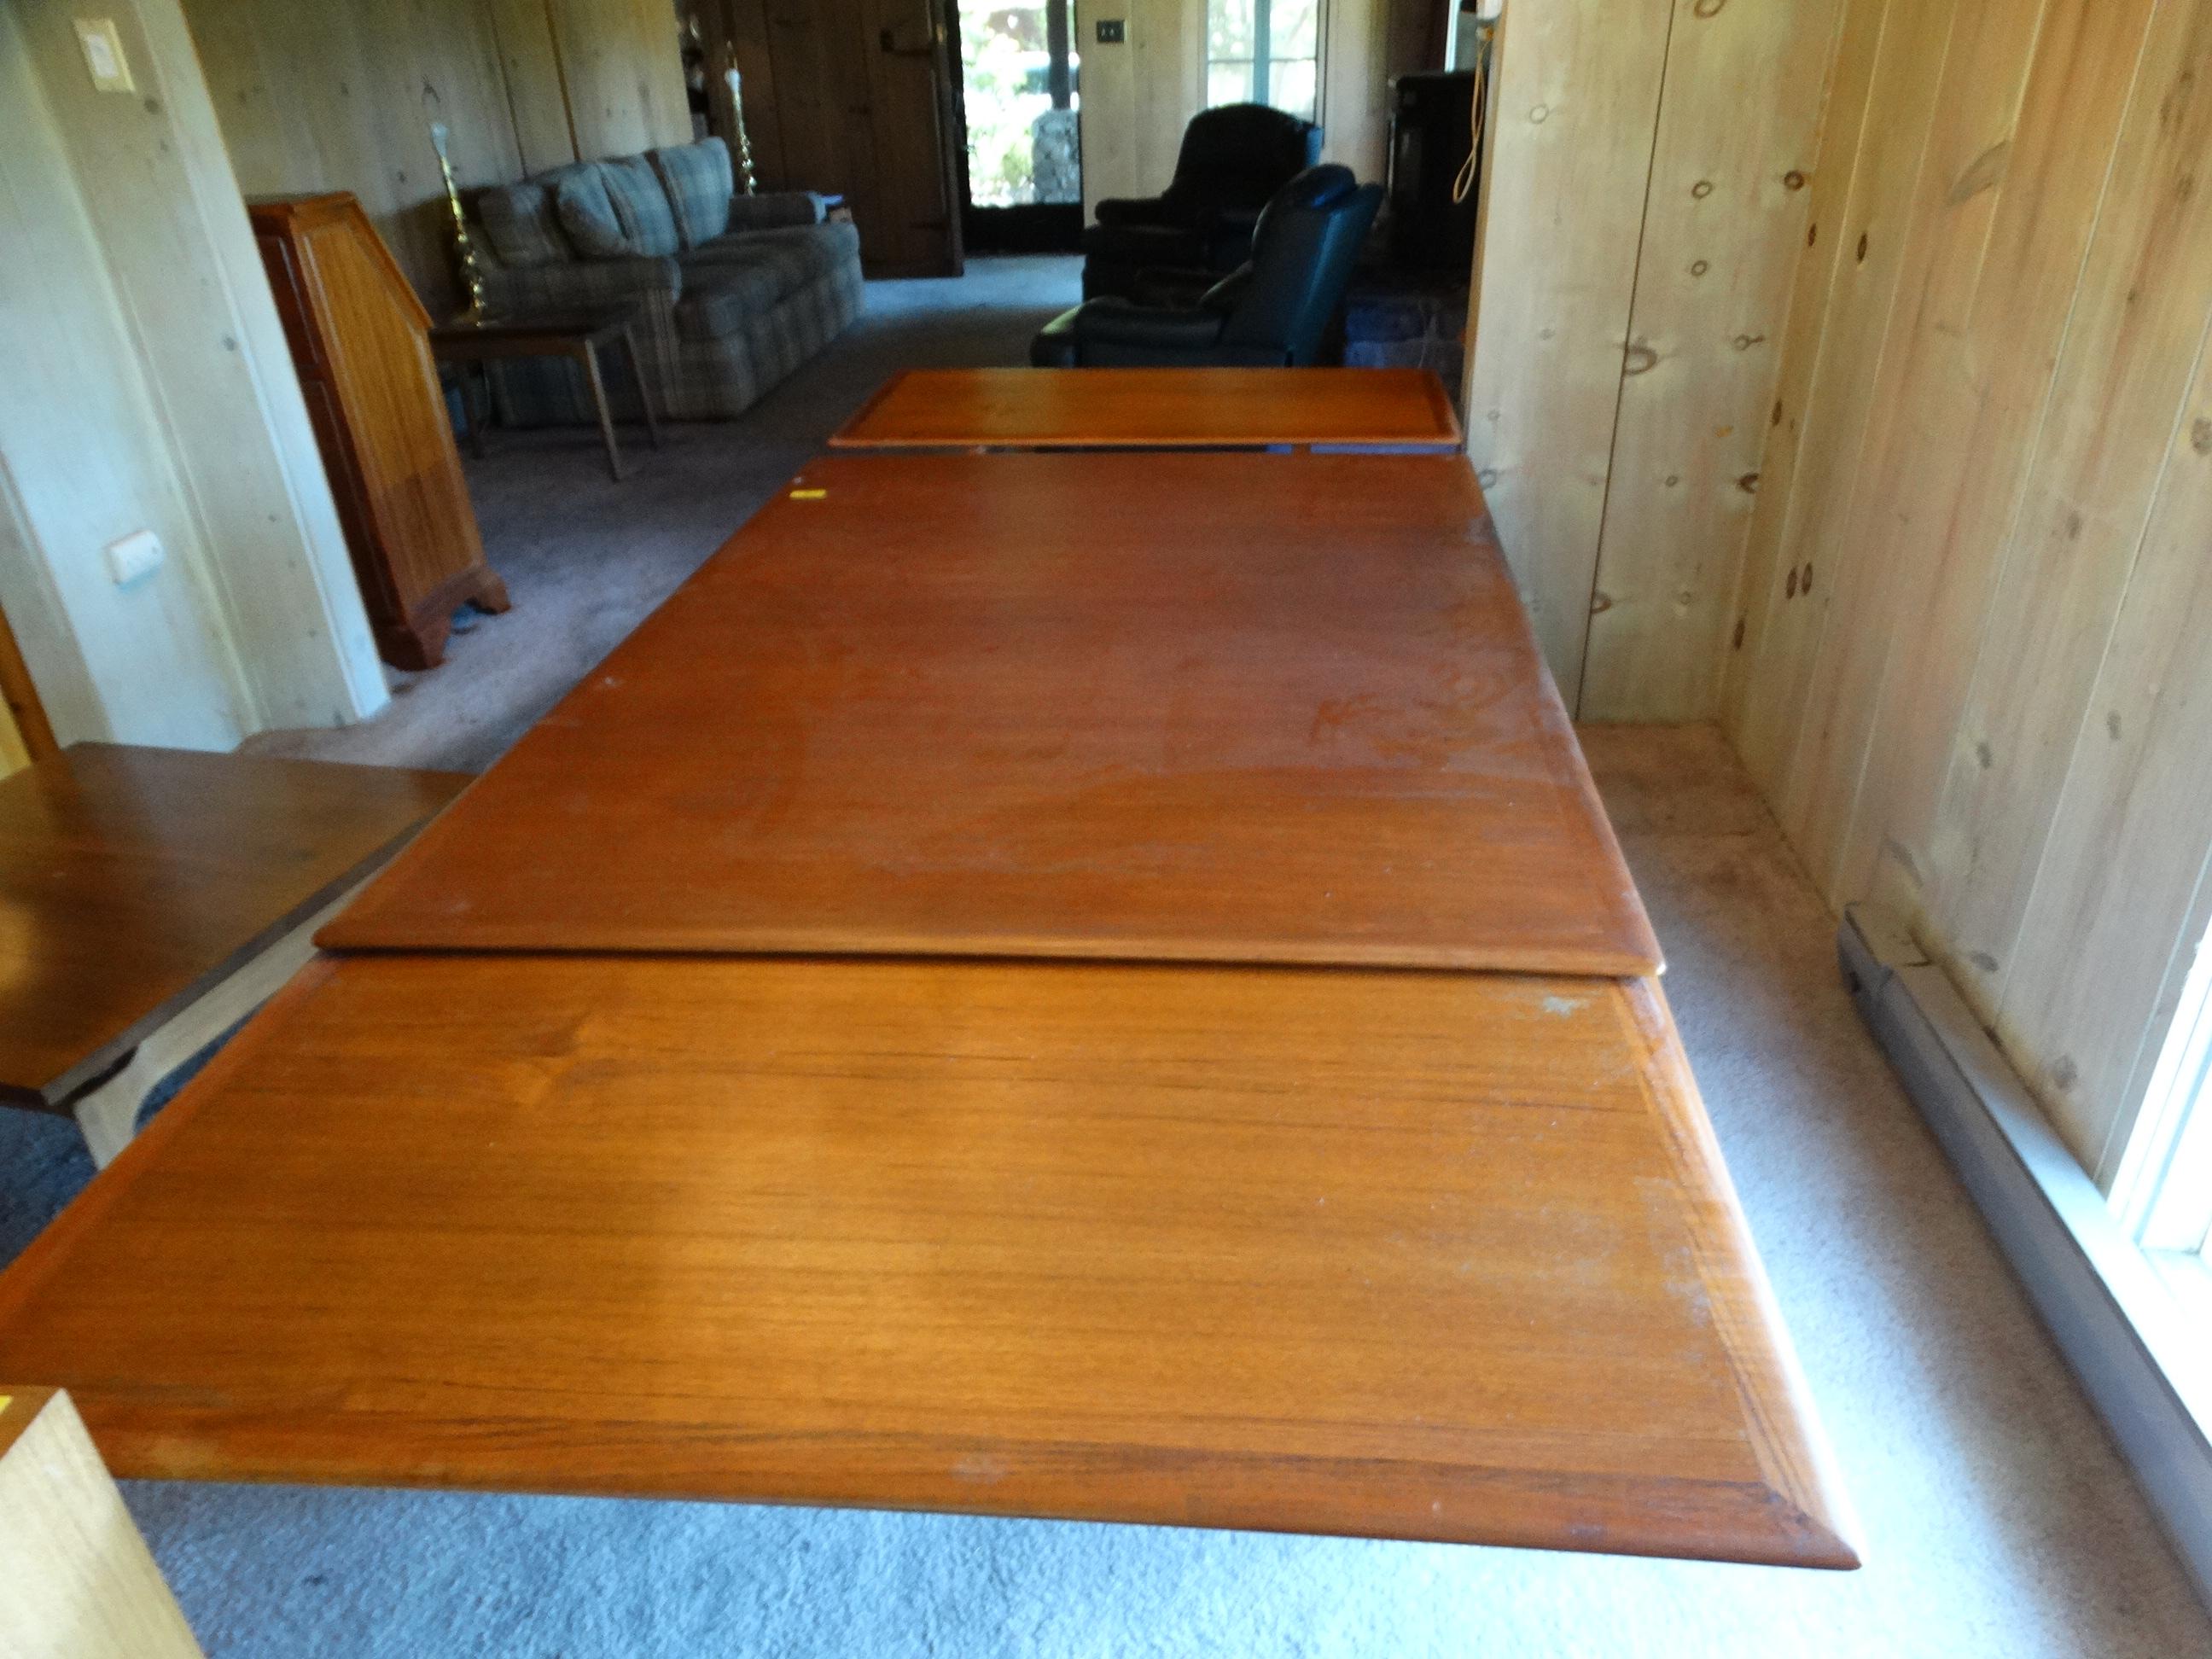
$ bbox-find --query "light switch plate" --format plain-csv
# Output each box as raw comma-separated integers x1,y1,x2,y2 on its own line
73,18,136,93
1095,19,1126,44
104,529,164,586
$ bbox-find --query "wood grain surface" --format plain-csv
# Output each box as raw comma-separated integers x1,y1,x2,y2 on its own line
251,193,511,671
323,452,1658,974
0,745,464,1104
0,1388,205,1656
830,369,1464,451
0,953,1855,1568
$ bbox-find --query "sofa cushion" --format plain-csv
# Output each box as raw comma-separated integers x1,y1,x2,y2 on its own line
553,164,629,258
474,180,568,267
683,220,859,282
648,138,734,247
553,159,680,259
598,155,681,257
672,225,856,341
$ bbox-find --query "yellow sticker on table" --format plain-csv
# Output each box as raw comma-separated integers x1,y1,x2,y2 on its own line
789,488,827,500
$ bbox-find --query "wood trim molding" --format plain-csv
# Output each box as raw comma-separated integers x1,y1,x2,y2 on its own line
0,599,56,762
1841,902,2212,1610
0,1388,204,1656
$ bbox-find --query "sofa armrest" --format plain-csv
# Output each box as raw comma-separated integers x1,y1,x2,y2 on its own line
725,191,829,232
485,254,683,316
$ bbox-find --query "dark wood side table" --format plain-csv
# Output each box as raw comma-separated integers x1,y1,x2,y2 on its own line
430,309,662,481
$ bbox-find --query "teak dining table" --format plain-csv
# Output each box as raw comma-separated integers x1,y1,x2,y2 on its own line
0,437,1857,1571
830,367,1464,451
325,451,1656,975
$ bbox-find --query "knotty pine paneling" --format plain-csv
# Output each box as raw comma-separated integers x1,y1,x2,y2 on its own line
1726,0,2212,1183
182,0,687,306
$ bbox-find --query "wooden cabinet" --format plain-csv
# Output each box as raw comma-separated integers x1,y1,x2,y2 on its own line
249,193,509,670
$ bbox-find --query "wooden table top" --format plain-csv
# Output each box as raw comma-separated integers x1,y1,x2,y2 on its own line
830,369,1464,451
0,745,464,1105
428,308,638,352
323,453,1659,975
0,952,1854,1568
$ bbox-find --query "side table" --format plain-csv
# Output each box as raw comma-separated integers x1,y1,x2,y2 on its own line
430,308,662,481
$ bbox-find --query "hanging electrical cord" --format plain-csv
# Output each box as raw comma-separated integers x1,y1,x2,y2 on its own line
1451,20,1495,206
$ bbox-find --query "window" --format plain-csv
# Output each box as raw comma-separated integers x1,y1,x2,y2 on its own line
2114,912,2212,1321
1207,0,1323,124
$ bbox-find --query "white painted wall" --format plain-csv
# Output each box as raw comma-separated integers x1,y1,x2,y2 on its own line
0,0,386,751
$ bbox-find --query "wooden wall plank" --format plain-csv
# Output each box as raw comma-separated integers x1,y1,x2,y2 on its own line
1773,0,2131,886
1831,0,2166,911
1725,0,1938,788
1575,0,1842,720
1461,0,1675,701
1921,0,2212,1013
547,0,690,160
1998,329,2212,1177
1320,0,1391,184
488,0,580,175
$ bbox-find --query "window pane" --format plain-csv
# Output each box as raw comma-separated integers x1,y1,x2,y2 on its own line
1272,0,1321,58
1208,0,1254,61
1208,61,1255,108
1271,58,1317,122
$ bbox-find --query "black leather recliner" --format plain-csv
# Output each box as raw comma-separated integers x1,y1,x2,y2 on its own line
1080,103,1323,300
1033,166,1383,369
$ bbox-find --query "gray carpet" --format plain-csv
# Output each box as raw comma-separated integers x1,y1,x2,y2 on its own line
9,262,2207,1652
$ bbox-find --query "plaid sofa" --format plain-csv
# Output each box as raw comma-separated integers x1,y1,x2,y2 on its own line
466,137,863,423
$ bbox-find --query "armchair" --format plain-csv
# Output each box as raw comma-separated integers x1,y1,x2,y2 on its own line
1033,166,1383,369
1080,103,1323,300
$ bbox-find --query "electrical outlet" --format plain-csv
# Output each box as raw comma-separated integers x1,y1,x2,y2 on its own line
73,19,136,94
104,529,164,586
1095,19,1125,44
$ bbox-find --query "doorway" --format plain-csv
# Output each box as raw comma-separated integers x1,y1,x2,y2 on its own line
949,2,1082,253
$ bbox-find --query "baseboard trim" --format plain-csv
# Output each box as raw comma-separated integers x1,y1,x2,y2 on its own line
1840,904,2212,1609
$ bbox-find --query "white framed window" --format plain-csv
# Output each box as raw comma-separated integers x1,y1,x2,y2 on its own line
1206,0,1324,124
2112,914,2212,1316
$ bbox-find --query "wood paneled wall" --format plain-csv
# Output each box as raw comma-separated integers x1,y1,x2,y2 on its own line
1464,0,1841,718
182,0,690,306
1726,0,2212,1185
1078,0,1208,218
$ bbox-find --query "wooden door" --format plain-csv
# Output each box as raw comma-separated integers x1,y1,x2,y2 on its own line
858,0,963,275
722,0,962,277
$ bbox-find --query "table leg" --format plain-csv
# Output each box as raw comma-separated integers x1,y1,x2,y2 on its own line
579,341,623,481
621,324,662,450
466,363,491,459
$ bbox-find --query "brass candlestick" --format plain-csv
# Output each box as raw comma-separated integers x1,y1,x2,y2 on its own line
428,120,495,321
725,57,760,195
